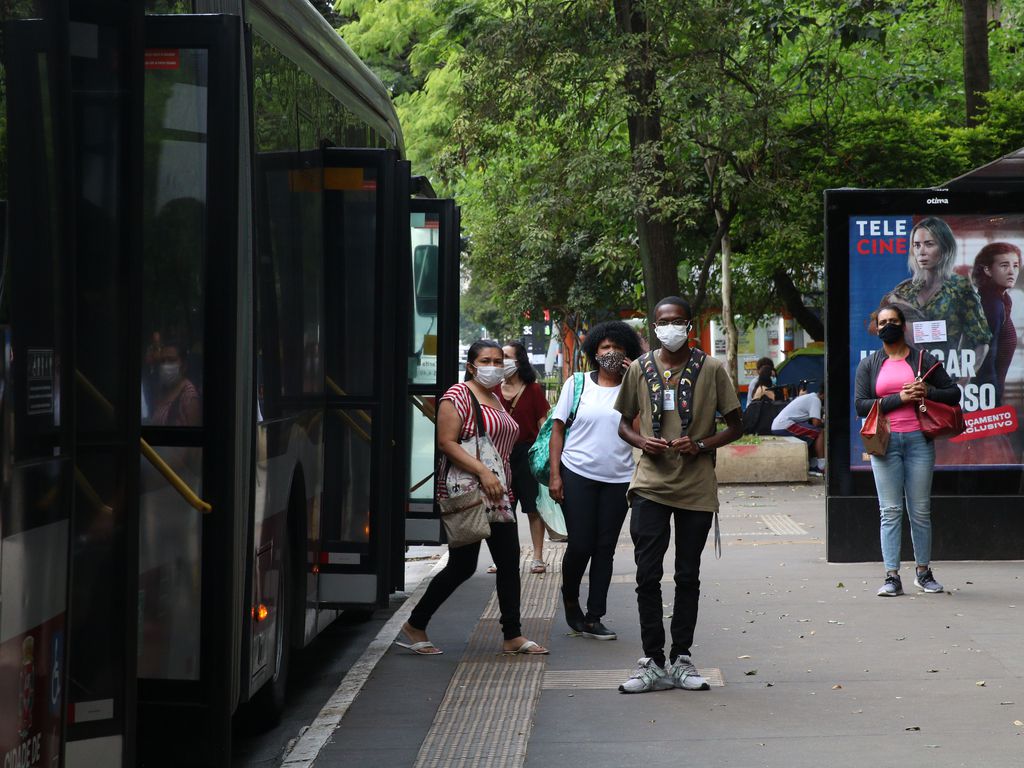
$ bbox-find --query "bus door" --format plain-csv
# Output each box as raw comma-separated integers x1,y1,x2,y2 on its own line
405,198,461,545
138,14,250,766
318,148,405,608
1,20,73,768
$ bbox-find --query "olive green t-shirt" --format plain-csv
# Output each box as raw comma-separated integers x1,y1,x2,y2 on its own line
614,352,741,512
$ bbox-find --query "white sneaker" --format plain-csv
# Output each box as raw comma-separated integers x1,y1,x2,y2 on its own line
618,657,673,694
665,655,710,690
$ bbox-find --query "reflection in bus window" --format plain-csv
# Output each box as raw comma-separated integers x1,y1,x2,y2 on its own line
410,212,440,385
324,166,377,396
141,48,208,424
322,409,372,544
138,449,203,680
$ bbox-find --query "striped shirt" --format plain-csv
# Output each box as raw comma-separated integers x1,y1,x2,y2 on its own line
436,382,519,502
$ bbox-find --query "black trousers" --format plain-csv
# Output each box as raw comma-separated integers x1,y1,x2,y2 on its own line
408,520,522,640
630,495,713,666
509,442,540,515
560,464,629,621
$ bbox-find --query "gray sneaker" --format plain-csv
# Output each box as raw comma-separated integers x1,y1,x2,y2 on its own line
665,655,710,690
618,657,673,694
877,572,903,597
914,568,944,593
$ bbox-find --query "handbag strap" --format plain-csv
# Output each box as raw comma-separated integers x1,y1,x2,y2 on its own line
916,349,942,382
465,388,487,459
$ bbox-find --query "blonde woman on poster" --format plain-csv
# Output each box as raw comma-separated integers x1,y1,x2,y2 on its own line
877,216,991,367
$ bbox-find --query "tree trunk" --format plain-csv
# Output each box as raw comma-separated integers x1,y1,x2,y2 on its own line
962,0,990,126
614,0,679,335
772,268,824,341
717,211,739,387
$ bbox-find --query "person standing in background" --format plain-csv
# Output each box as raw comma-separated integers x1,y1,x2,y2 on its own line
498,341,551,573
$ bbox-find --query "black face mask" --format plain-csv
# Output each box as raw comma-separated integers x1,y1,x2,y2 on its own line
878,323,903,344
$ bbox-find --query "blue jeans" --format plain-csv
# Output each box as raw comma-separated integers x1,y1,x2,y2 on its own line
870,430,935,571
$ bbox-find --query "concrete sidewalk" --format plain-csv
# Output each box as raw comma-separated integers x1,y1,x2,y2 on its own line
307,482,1024,768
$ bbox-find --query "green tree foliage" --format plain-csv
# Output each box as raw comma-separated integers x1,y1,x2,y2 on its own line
333,0,1024,342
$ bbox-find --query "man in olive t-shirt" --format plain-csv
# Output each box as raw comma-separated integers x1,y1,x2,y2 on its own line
613,296,743,694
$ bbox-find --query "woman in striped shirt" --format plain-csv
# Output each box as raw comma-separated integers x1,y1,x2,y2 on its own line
400,340,549,656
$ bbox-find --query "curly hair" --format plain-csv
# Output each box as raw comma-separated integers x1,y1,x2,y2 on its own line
581,320,643,366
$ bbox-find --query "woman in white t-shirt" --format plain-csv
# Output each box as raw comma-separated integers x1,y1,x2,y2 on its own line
549,321,642,641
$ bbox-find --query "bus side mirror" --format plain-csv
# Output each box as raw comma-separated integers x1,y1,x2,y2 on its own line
413,244,438,317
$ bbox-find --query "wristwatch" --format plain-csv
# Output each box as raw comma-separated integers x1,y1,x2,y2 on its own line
696,440,707,452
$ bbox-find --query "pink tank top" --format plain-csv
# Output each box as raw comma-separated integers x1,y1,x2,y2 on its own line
875,358,919,433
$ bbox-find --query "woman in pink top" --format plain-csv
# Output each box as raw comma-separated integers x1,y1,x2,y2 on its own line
854,305,961,597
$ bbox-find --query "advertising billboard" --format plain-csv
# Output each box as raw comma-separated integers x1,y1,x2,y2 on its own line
848,213,1024,469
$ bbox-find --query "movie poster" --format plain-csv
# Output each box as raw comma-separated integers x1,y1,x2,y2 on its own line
848,213,1024,469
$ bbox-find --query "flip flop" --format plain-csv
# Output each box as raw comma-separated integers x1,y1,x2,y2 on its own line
503,639,549,656
395,639,444,655
530,560,547,574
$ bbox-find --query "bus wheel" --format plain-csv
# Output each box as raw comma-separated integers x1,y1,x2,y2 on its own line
249,522,293,729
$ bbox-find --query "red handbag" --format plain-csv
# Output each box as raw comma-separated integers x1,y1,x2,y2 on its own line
860,399,890,456
915,351,966,439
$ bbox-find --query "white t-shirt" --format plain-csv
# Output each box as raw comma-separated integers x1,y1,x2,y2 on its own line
552,373,635,483
771,392,822,431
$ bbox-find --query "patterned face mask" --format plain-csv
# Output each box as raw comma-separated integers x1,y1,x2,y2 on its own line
596,350,627,373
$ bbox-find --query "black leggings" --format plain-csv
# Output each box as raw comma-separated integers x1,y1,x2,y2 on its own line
408,520,522,640
559,464,629,621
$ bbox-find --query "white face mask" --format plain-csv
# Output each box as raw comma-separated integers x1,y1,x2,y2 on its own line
654,324,690,352
502,359,519,379
159,362,181,388
473,365,505,388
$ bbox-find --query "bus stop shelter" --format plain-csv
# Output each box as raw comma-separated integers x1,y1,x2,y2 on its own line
825,147,1024,561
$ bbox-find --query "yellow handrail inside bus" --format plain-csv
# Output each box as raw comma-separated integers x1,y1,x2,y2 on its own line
409,472,434,494
139,439,212,514
325,376,373,426
75,467,114,516
74,369,213,514
411,394,437,423
333,408,371,443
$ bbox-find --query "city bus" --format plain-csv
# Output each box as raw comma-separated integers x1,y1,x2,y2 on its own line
0,2,458,765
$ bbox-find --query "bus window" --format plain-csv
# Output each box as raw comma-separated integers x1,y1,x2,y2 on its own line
409,211,440,386
324,165,377,396
141,47,208,424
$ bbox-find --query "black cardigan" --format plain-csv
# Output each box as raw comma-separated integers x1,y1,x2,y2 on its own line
853,345,961,419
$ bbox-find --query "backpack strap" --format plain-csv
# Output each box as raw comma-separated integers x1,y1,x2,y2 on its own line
677,348,706,433
639,348,707,437
638,352,664,437
565,372,586,430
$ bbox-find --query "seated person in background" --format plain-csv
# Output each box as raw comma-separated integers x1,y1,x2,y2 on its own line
747,365,776,403
770,382,825,476
746,357,775,396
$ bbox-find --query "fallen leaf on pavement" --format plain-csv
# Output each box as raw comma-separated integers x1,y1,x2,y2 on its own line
905,726,920,731
976,681,987,687
832,684,842,690
744,670,758,676
738,655,751,659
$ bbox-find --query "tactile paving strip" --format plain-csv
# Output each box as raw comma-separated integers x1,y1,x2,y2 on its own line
542,667,724,689
413,545,563,767
413,660,546,768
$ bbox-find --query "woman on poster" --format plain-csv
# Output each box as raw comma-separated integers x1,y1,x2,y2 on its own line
877,216,990,365
972,241,1021,406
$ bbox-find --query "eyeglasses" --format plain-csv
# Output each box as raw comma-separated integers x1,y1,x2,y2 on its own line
877,319,902,327
654,319,692,328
